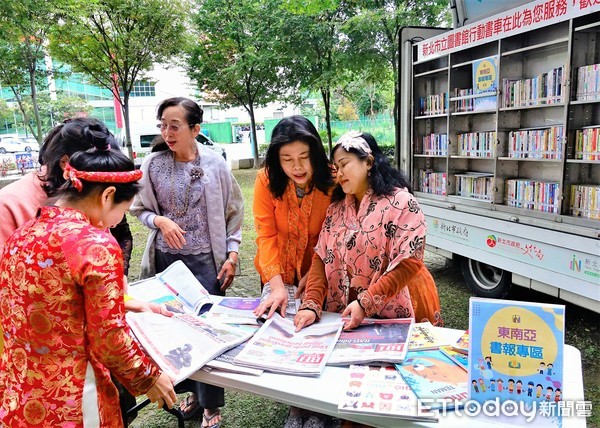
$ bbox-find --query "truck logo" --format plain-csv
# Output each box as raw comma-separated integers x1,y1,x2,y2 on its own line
486,235,497,248
570,255,581,272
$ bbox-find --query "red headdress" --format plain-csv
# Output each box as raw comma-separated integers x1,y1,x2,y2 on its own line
63,163,143,192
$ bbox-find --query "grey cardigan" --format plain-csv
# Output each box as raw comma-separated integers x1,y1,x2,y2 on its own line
130,143,244,279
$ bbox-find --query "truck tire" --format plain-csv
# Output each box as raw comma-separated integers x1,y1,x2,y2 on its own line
460,257,512,298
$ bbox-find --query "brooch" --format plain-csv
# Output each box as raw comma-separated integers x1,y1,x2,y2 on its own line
190,166,204,180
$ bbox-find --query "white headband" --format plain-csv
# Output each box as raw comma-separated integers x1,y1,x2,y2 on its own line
335,131,372,154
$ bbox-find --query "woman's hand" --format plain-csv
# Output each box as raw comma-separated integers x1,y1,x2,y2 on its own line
217,252,238,291
253,275,287,319
146,372,177,410
294,309,317,332
125,299,174,317
295,273,308,299
341,301,366,330
155,216,186,249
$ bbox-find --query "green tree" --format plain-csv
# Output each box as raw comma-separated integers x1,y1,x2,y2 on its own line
49,0,187,159
188,0,294,167
19,92,93,134
0,0,70,142
278,1,351,151
0,99,12,131
345,0,450,144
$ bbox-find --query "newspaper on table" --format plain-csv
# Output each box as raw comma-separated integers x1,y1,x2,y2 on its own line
258,283,300,319
127,260,214,315
233,312,343,376
204,325,263,376
201,296,262,325
328,318,414,366
126,312,254,384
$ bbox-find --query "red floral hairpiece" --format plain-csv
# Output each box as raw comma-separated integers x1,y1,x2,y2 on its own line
63,163,143,192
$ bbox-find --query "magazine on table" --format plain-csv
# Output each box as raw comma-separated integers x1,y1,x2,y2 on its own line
338,364,438,422
127,260,214,315
327,318,414,366
408,321,449,350
126,312,254,384
258,282,300,320
201,296,262,325
395,349,469,410
233,312,343,376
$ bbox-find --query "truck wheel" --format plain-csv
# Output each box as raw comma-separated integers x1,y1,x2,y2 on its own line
460,257,512,298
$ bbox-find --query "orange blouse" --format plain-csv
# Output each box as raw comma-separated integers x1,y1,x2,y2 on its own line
253,168,331,285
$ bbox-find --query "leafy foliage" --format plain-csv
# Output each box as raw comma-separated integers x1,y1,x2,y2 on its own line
48,0,188,156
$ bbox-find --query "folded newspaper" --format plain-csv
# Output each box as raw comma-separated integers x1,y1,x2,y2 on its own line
328,318,414,366
126,312,254,384
233,312,343,376
202,296,262,325
127,260,214,315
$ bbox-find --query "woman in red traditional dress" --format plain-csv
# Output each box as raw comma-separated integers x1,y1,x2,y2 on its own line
0,123,176,427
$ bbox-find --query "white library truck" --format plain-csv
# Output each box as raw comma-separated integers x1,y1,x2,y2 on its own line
398,0,600,312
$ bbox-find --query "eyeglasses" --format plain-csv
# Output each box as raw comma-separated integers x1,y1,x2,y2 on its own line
156,123,195,132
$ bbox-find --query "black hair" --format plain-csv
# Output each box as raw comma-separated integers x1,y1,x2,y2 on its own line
151,134,167,153
152,97,204,153
331,132,412,203
264,115,333,198
52,120,140,203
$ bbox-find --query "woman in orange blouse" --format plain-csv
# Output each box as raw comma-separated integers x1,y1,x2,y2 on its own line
253,115,334,320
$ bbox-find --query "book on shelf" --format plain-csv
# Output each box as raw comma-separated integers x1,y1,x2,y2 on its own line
576,63,600,101
338,364,438,422
408,321,449,350
472,56,498,111
201,296,262,325
502,65,565,107
395,349,469,410
126,312,254,384
468,297,565,426
233,312,343,376
127,260,214,315
327,318,414,366
570,184,600,220
258,282,300,320
505,179,560,214
439,346,468,372
575,126,600,161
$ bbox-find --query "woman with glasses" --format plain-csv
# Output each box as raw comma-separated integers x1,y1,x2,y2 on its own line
131,97,244,426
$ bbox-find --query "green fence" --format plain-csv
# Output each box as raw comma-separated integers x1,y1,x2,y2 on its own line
202,122,233,144
264,116,320,144
329,118,395,146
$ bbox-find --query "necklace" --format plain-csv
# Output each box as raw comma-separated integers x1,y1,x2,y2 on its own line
170,153,203,217
295,186,305,199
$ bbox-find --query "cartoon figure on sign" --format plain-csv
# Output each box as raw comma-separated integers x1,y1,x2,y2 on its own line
545,386,554,401
472,380,479,393
554,388,561,402
490,379,496,392
508,379,514,394
478,378,486,392
516,380,522,395
497,378,504,393
527,381,534,397
485,356,492,369
538,362,546,374
547,363,553,376
536,384,543,398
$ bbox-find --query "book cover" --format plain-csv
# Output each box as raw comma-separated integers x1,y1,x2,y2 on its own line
328,318,413,366
338,364,438,422
472,56,498,111
408,322,448,350
469,297,565,427
452,330,469,354
126,312,254,384
233,312,343,376
395,349,469,409
439,346,468,371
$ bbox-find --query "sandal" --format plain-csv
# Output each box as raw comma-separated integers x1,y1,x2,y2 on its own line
179,394,202,420
202,410,222,428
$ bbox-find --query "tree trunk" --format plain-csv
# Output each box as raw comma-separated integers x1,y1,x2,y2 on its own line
248,103,260,168
29,68,43,142
321,87,333,155
122,94,134,162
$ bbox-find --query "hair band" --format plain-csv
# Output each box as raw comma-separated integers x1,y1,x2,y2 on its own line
63,163,143,192
335,131,372,154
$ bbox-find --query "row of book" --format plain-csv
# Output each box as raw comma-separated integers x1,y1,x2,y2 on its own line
570,184,600,220
457,131,496,157
576,63,600,102
453,88,474,112
501,65,565,108
507,126,564,159
456,173,495,201
422,133,448,156
574,127,600,161
418,170,447,195
418,92,448,116
506,179,560,213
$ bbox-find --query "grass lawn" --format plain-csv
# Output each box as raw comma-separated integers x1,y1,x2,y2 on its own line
127,168,599,428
